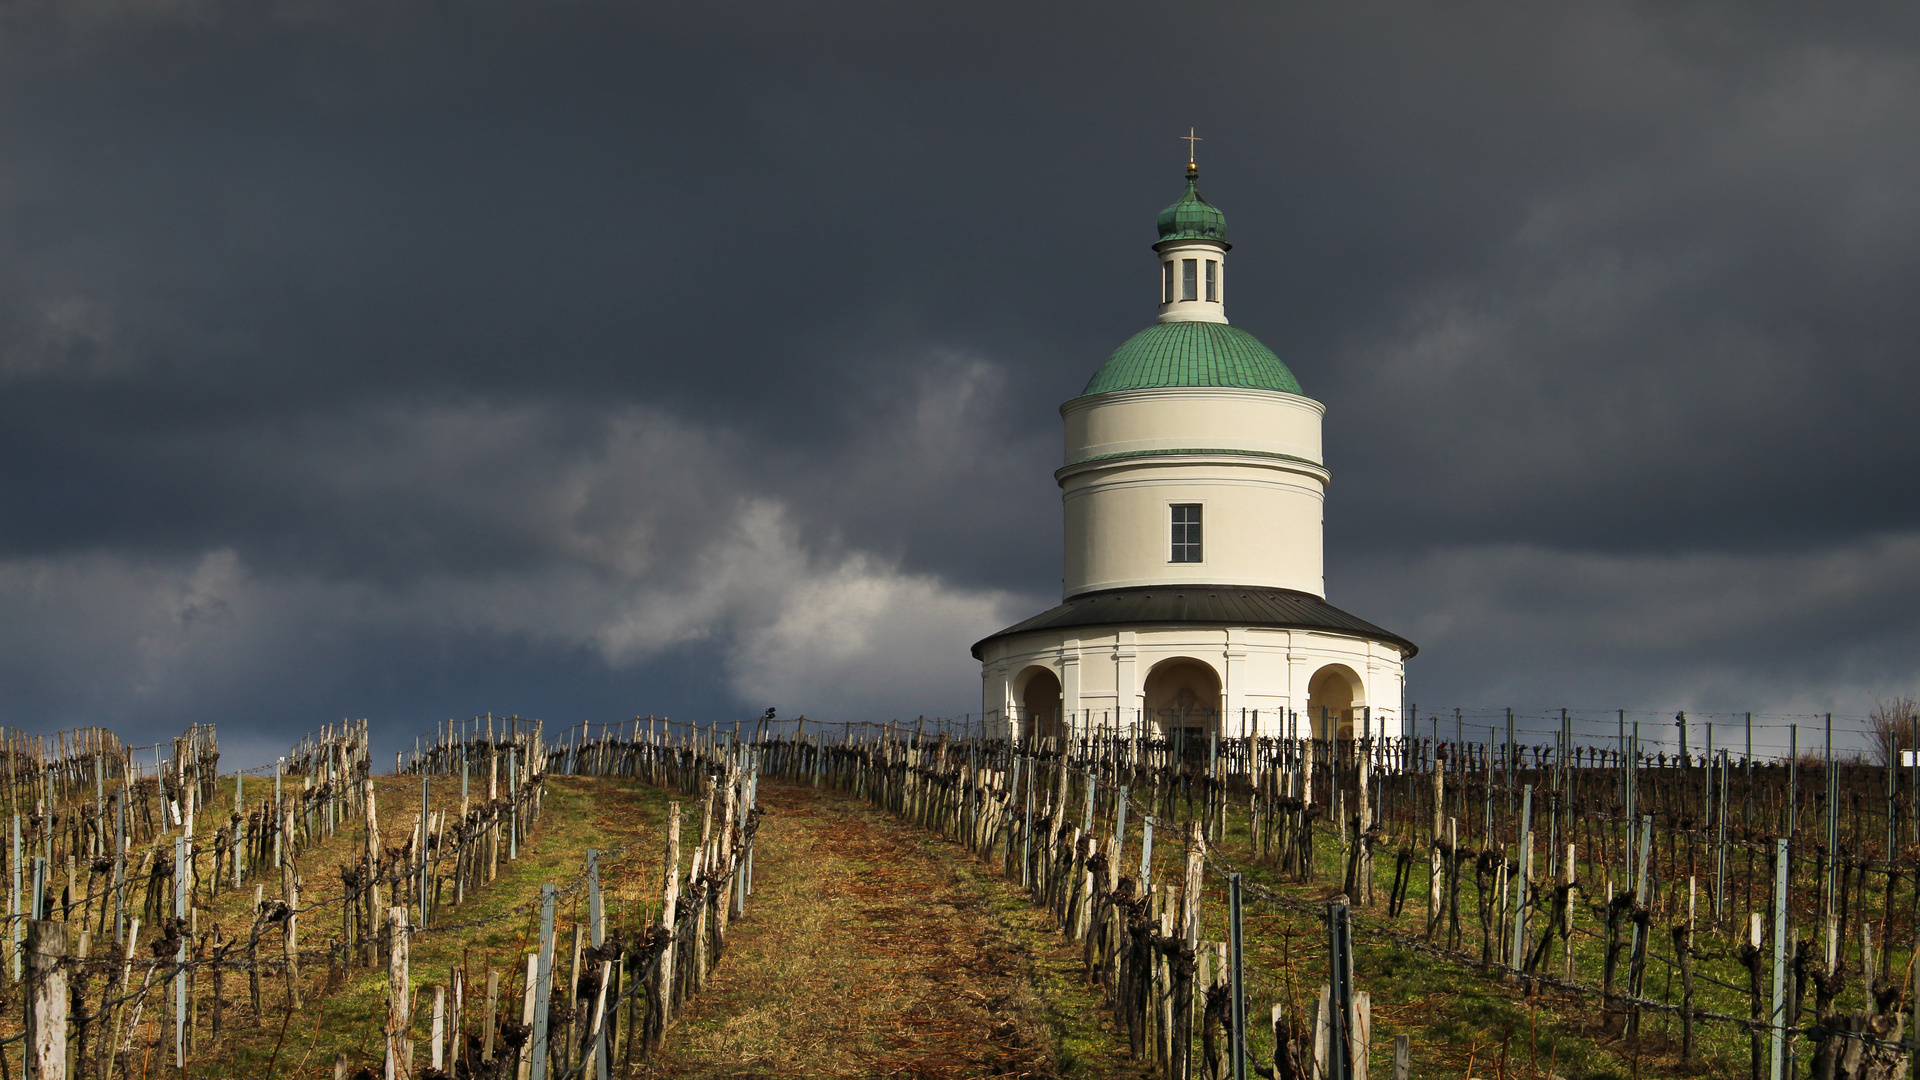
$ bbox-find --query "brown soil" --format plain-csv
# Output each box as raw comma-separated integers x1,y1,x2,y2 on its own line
642,782,1146,1079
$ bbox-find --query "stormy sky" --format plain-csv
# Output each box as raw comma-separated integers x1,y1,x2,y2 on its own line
1,1,1916,763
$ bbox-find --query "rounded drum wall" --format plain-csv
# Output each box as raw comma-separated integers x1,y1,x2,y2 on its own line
1062,460,1325,596
1063,387,1324,465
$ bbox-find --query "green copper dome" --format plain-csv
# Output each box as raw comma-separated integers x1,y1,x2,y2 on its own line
1080,320,1303,396
1156,173,1229,247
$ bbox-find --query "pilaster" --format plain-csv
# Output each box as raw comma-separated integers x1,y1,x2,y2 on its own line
1061,638,1083,734
1113,629,1138,735
1224,626,1248,735
1285,631,1311,739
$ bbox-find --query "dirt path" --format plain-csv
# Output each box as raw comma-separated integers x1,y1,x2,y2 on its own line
645,782,1149,1079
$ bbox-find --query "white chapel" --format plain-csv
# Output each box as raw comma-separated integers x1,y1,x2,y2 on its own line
972,155,1416,744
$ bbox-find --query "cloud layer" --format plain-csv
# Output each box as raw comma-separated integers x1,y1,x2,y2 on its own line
0,386,1037,757
0,1,1915,757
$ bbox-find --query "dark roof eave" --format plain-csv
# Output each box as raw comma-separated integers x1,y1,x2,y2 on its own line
970,585,1417,660
1153,235,1232,252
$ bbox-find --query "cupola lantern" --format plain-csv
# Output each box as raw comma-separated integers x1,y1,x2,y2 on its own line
1154,160,1230,324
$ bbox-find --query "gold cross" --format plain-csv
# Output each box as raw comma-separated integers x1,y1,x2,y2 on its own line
1181,127,1203,164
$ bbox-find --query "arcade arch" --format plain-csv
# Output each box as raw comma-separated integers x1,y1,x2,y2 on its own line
1142,657,1223,736
1306,664,1363,741
1015,665,1065,742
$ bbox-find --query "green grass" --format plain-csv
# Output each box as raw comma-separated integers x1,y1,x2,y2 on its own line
1105,787,1765,1078
155,773,685,1076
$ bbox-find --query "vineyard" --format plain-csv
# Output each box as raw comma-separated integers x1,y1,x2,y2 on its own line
0,717,762,1080
740,711,1917,1080
0,711,1914,1079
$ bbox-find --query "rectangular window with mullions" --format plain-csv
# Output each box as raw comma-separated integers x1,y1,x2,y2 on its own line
1163,261,1174,304
1170,503,1202,563
1205,260,1217,301
1182,259,1198,301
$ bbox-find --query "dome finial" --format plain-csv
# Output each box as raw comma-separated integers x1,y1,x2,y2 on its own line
1156,138,1229,248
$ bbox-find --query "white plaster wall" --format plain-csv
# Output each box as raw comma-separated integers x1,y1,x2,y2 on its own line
1058,386,1327,598
1062,387,1323,465
1060,459,1326,597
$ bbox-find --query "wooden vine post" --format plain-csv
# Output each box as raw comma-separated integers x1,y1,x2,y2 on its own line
1426,756,1443,940
365,779,384,968
386,905,411,1080
649,801,682,1047
26,919,67,1080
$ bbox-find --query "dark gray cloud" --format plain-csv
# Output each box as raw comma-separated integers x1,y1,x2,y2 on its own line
1338,533,1920,740
0,0,1915,759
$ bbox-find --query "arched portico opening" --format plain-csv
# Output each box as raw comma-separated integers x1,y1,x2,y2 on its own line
1142,657,1223,745
1015,665,1064,743
1306,664,1363,741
